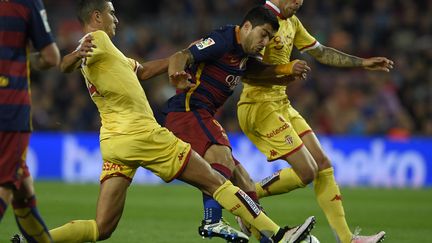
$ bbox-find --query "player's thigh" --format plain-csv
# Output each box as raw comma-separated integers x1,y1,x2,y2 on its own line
96,177,130,237
204,144,236,171
178,151,225,196
241,101,304,161
301,132,332,170
0,132,31,190
101,129,191,183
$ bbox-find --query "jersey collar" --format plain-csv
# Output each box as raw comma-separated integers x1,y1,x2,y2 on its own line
265,1,284,19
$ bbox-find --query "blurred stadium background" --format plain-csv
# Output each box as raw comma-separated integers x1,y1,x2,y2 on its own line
1,0,432,242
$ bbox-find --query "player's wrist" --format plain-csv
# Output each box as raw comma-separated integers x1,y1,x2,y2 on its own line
275,60,300,75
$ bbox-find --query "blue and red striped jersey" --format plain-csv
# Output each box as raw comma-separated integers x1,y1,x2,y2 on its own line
165,25,249,115
0,0,54,131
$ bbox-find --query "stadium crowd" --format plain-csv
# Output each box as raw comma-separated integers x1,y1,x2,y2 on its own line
31,0,431,136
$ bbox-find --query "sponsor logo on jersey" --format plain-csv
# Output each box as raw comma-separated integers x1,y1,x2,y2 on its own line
266,123,290,138
331,194,343,201
285,135,294,145
196,38,215,50
102,161,124,171
0,76,9,87
270,149,278,157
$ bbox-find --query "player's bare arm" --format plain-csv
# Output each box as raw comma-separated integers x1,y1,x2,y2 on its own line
29,43,60,70
168,49,195,89
307,45,394,71
137,58,169,80
60,34,96,73
244,57,310,83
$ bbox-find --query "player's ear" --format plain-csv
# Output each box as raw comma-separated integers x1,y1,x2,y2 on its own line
242,21,252,31
93,10,102,23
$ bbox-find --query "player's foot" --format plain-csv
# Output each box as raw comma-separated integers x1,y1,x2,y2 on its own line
198,218,249,243
277,216,316,243
10,234,25,243
235,216,252,236
351,228,386,243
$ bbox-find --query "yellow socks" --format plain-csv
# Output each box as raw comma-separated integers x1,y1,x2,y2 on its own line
13,196,52,243
213,180,280,238
50,219,99,243
255,168,305,198
314,167,352,243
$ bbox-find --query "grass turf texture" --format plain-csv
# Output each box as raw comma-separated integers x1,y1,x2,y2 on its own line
1,182,431,242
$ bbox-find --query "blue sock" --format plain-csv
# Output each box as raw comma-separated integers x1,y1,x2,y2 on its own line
0,197,7,222
202,193,223,224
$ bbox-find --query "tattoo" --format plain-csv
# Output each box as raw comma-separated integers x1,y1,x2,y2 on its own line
181,49,194,66
307,45,362,67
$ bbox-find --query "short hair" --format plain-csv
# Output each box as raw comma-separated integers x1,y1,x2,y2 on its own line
77,0,111,25
241,5,279,31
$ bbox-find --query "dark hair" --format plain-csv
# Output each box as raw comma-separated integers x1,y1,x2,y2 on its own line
241,5,279,31
77,0,111,25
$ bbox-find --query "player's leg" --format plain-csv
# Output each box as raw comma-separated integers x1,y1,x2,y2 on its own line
178,150,316,242
12,176,52,243
50,176,129,242
0,132,52,242
302,133,385,243
0,186,12,222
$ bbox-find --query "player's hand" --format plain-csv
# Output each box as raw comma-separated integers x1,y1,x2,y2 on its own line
76,34,96,59
362,57,394,72
276,59,311,76
169,71,196,90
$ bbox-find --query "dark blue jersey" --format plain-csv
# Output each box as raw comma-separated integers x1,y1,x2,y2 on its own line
165,25,249,115
0,0,54,131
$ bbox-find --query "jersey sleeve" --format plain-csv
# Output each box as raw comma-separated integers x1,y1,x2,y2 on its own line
127,58,140,74
28,0,54,50
292,16,320,53
84,30,109,65
188,31,228,63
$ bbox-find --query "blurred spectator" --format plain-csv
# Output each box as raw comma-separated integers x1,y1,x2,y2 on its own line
31,0,431,136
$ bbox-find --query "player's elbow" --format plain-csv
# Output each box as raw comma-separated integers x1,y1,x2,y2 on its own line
40,43,61,69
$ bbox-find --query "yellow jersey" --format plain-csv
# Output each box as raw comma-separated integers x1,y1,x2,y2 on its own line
240,14,318,103
80,30,160,140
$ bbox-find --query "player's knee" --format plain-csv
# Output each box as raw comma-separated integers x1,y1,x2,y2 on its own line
97,221,116,240
297,166,318,185
316,154,332,170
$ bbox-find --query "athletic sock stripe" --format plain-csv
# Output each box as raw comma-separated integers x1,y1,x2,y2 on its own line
260,173,280,189
235,190,261,218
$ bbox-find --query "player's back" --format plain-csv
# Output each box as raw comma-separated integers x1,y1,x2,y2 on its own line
80,30,160,140
165,25,248,115
0,0,54,131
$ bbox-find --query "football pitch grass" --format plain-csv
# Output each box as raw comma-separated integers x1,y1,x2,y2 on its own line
1,182,431,243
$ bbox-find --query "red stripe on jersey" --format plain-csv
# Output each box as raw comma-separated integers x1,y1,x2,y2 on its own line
0,60,27,77
0,31,26,48
0,2,30,20
0,89,30,105
299,41,318,51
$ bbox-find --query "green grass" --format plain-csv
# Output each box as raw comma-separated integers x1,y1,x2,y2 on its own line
1,182,431,242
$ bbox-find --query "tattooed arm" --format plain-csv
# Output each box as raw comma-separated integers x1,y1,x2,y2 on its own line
307,45,393,71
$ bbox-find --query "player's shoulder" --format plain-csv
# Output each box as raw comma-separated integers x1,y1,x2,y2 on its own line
91,30,110,40
212,25,236,46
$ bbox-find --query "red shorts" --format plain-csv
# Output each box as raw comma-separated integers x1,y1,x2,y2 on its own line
165,109,231,157
0,132,31,189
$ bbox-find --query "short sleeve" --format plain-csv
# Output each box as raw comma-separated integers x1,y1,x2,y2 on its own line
188,31,228,63
28,0,54,50
127,58,140,74
292,16,320,53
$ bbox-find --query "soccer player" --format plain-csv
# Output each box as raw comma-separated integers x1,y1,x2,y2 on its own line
164,5,312,242
236,1,394,243
0,0,60,242
47,1,315,242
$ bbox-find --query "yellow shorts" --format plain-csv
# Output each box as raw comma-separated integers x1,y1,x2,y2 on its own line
99,126,191,183
237,99,312,161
